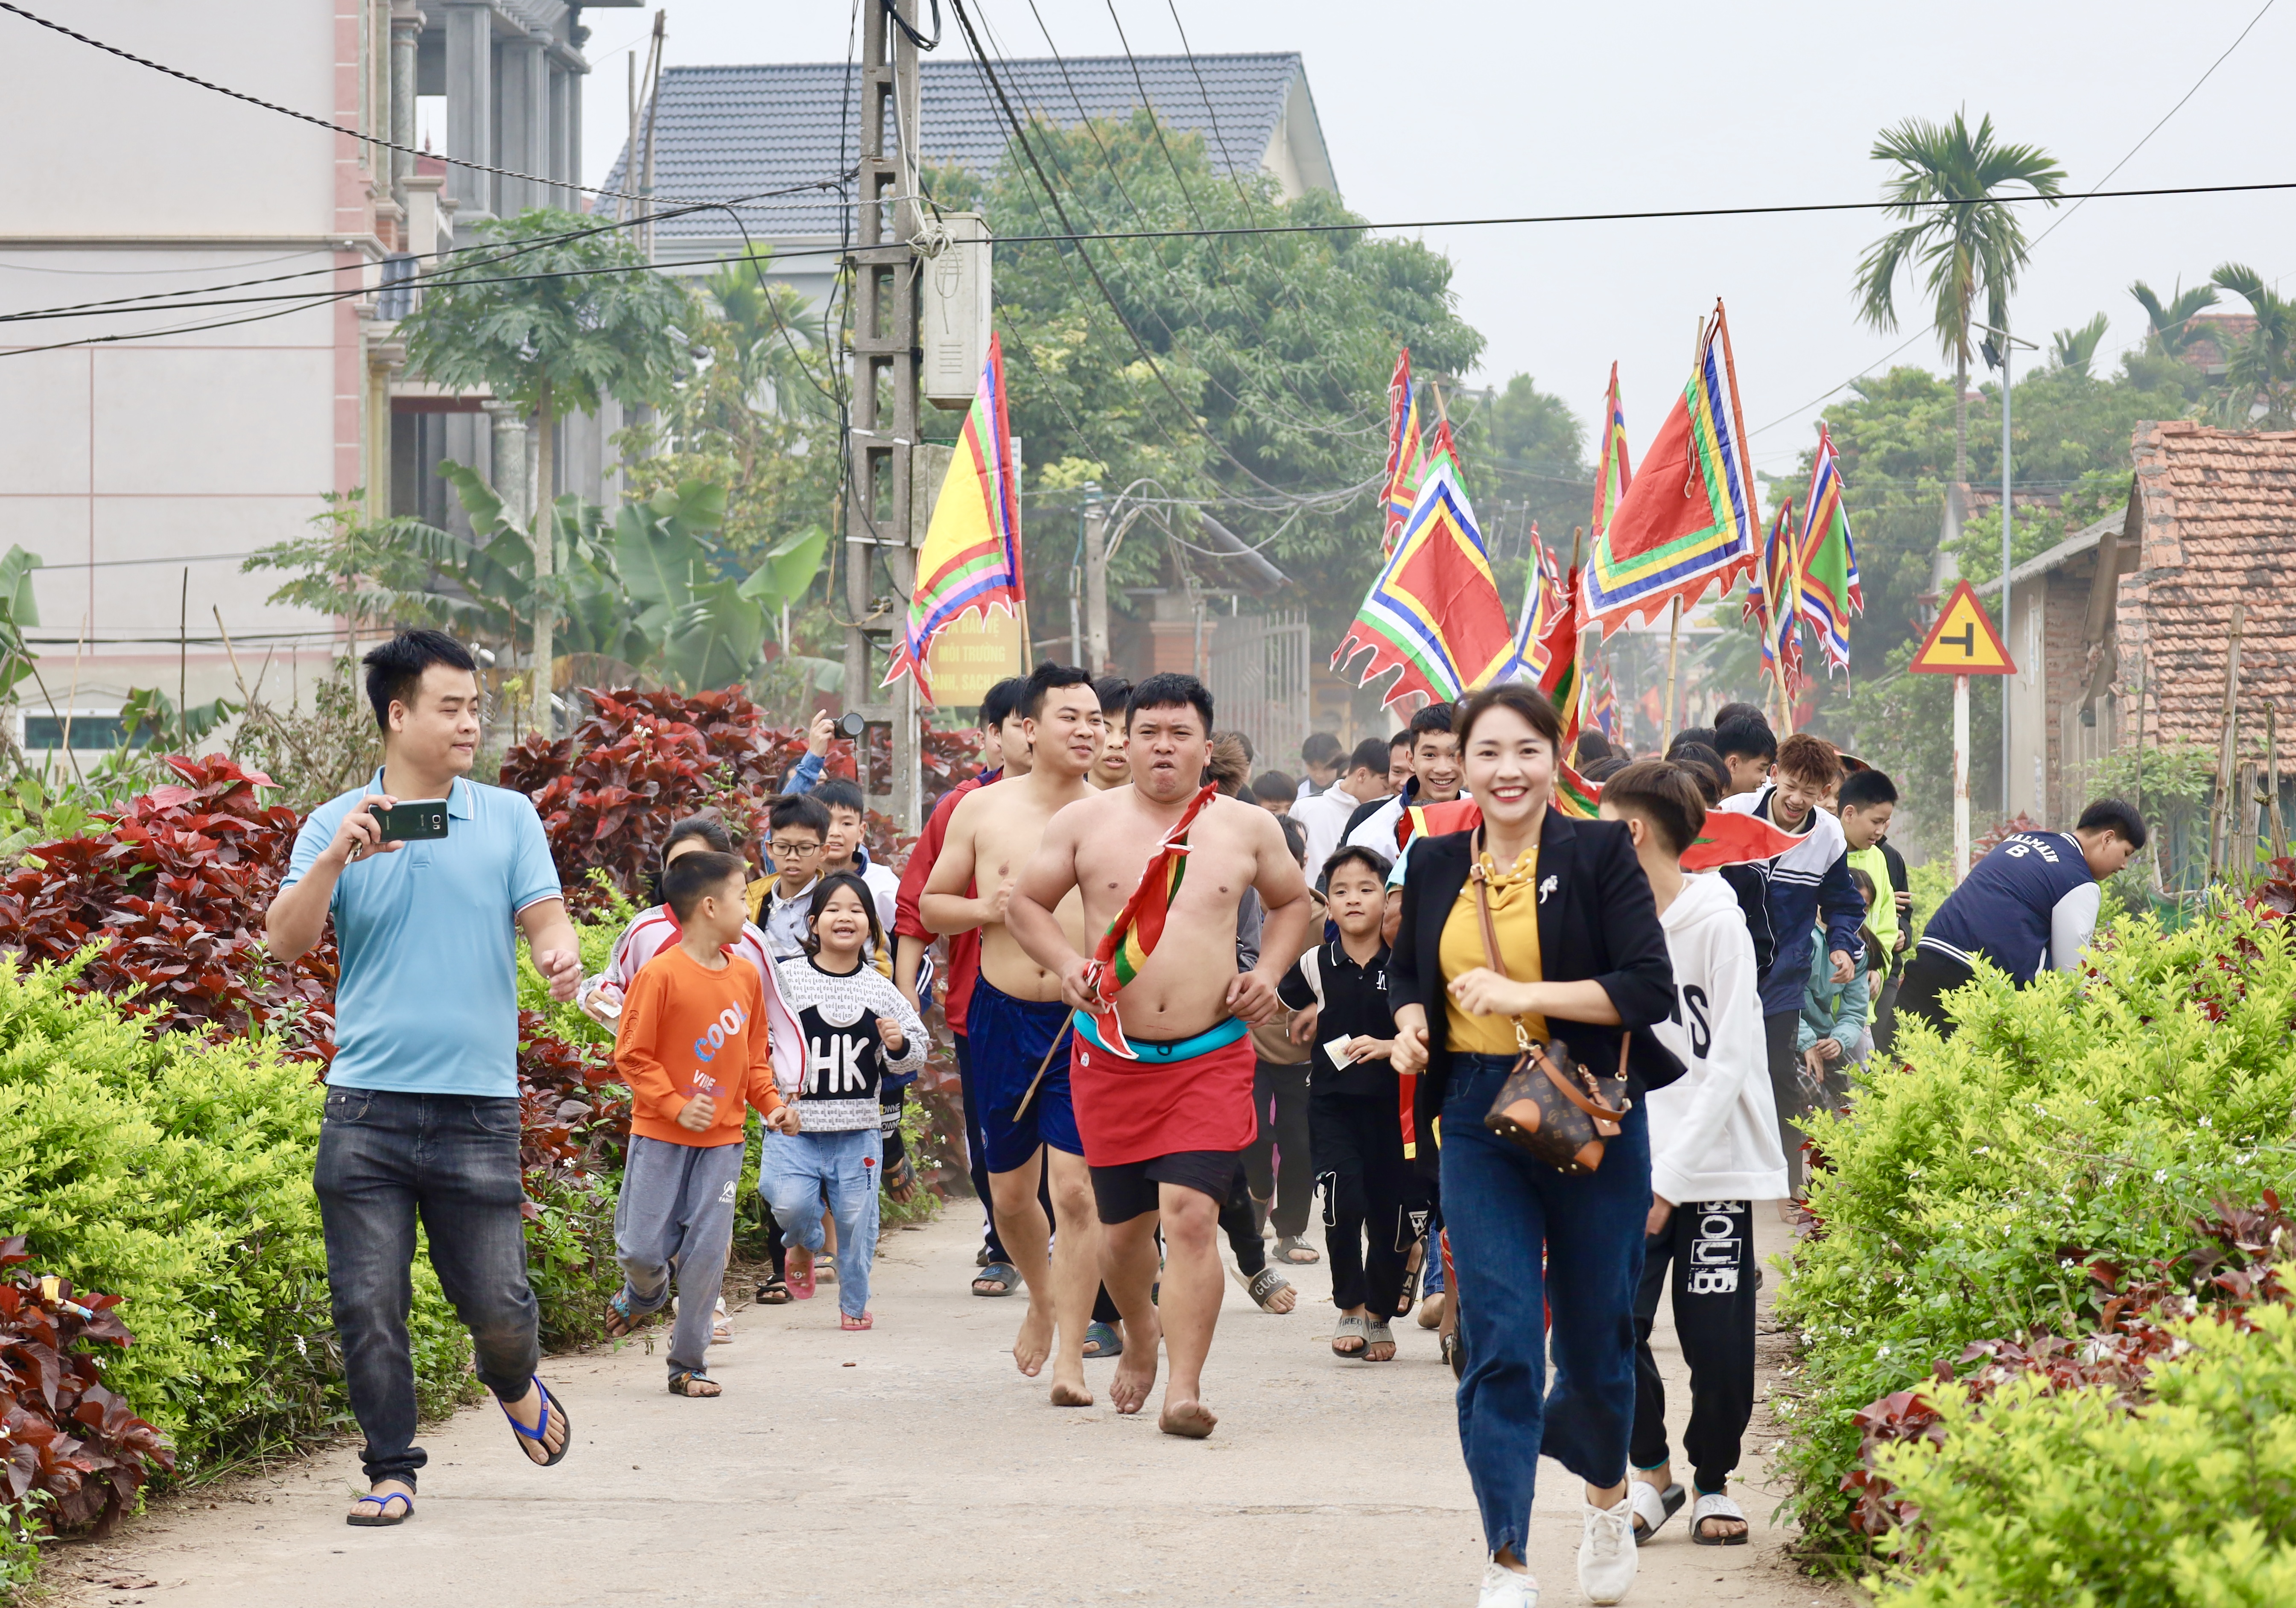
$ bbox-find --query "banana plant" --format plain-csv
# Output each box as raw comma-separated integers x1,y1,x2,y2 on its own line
0,544,42,703
616,480,827,693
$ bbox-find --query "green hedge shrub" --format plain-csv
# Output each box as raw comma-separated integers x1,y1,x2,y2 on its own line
0,957,473,1478
1774,904,2296,1568
1867,1301,2296,1604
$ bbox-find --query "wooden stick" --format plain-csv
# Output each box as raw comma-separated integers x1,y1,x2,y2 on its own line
1661,598,1683,737
1010,1018,1076,1119
1565,525,1585,765
2208,603,2245,878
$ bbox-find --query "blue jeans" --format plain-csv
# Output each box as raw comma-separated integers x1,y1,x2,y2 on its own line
314,1088,541,1488
1441,1053,1650,1555
759,1126,882,1319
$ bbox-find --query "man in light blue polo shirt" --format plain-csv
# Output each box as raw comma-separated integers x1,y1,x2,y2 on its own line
267,630,584,1529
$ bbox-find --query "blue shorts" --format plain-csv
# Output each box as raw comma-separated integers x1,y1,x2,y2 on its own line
968,976,1082,1173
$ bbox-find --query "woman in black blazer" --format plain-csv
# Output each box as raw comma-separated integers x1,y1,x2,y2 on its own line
1390,683,1677,1608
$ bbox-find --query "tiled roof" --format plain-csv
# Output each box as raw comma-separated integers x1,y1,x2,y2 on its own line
597,53,1307,240
2119,421,2296,761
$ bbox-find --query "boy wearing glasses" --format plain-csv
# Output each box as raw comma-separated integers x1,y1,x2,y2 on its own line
750,793,832,962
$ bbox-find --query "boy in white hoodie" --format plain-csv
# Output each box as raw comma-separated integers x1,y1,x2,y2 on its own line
1599,761,1788,1552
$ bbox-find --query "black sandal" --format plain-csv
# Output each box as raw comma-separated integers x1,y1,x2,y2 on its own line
757,1275,792,1306
667,1370,722,1398
500,1378,570,1467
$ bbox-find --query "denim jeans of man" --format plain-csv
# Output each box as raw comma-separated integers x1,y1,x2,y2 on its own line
1442,1052,1650,1556
315,1088,541,1488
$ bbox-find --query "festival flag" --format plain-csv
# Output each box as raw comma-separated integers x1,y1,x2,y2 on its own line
1380,350,1423,556
1332,449,1517,708
1680,811,1803,871
1751,496,1806,692
1553,755,1602,820
1796,425,1862,676
1589,362,1633,540
1581,303,1759,638
1592,668,1618,741
882,332,1024,701
1078,782,1219,1057
1530,540,1582,753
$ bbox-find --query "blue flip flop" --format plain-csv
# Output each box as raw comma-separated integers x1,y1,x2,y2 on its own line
345,1489,412,1528
1083,1319,1124,1359
501,1378,570,1468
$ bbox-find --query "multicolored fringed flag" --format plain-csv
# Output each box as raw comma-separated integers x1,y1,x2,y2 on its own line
1750,496,1805,692
1078,782,1220,1057
1379,350,1424,557
1530,541,1582,753
1796,425,1862,676
1508,526,1562,679
1593,667,1618,740
882,332,1023,702
1581,303,1758,638
1332,451,1517,708
1590,362,1633,540
1553,755,1602,820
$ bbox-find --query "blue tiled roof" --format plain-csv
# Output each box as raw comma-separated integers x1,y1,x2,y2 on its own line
599,53,1306,240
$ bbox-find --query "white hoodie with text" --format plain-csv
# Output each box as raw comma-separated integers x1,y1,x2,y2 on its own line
1645,870,1790,1204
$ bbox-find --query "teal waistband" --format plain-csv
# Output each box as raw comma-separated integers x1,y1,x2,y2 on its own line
1069,1010,1249,1062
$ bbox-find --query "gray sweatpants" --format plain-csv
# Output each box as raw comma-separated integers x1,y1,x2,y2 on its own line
614,1135,747,1377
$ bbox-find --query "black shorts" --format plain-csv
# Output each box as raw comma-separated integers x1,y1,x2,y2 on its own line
1090,1149,1241,1225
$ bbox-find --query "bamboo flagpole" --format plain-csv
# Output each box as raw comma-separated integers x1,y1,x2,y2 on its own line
1566,524,1585,763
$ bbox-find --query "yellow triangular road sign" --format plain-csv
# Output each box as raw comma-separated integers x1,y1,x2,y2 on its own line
1908,580,2016,675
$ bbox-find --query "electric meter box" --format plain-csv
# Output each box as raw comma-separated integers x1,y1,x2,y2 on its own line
920,212,992,410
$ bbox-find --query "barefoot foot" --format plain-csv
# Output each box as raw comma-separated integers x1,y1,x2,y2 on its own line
1109,1317,1161,1415
1158,1397,1218,1439
1012,1301,1054,1378
1049,1377,1095,1407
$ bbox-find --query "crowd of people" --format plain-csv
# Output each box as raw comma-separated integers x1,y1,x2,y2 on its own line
273,627,2150,1608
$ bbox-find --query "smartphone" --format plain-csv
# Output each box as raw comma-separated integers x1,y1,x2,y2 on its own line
374,800,450,842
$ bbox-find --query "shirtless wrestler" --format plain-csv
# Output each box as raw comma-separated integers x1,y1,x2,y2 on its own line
1005,672,1312,1438
921,662,1106,1406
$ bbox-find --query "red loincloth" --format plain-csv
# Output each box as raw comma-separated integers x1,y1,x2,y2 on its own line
1069,1028,1258,1167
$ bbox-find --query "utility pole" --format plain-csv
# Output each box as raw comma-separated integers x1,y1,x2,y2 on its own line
844,1,924,830
1082,486,1109,673
1977,317,2035,819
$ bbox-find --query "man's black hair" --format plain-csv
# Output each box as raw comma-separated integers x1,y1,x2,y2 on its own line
803,871,886,959
1408,701,1455,740
1387,730,1413,753
813,778,867,817
980,676,1028,730
1713,718,1778,765
1838,770,1899,811
663,849,748,921
767,793,831,840
1665,742,1729,803
1321,843,1394,887
1092,674,1132,716
362,629,476,733
1347,737,1390,775
1574,729,1614,763
1712,701,1770,733
1277,812,1308,867
1301,732,1343,768
1125,671,1215,731
1671,726,1717,756
2078,797,2148,849
1251,770,1297,805
1022,660,1095,720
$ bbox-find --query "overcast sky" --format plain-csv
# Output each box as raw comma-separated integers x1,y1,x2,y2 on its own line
580,0,2293,482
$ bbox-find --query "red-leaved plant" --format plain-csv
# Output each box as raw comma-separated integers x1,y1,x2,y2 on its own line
0,756,337,1059
0,1237,174,1537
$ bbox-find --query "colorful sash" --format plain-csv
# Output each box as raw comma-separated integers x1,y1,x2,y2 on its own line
1080,782,1220,1058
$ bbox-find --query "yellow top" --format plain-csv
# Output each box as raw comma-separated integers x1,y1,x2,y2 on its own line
1440,844,1548,1054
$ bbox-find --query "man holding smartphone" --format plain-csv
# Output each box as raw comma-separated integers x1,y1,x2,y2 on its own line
265,629,583,1529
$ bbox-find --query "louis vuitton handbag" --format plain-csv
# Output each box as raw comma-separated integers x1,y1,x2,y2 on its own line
1468,840,1632,1176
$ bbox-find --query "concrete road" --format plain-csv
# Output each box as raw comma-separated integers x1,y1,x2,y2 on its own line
52,1205,1843,1608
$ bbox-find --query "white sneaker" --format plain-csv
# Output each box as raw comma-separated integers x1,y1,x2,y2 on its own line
1477,1558,1539,1608
1578,1490,1639,1604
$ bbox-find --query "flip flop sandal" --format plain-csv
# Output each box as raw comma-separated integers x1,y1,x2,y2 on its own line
884,1154,919,1204
839,1310,874,1331
786,1247,817,1301
1395,1237,1427,1317
602,1290,647,1340
1274,1235,1322,1265
1082,1319,1124,1359
757,1275,792,1306
711,1298,734,1344
1232,1265,1296,1313
500,1378,570,1466
972,1261,1019,1297
1630,1480,1686,1544
1332,1314,1369,1357
666,1370,721,1397
345,1489,412,1528
1440,1328,1467,1380
817,1257,838,1285
1691,1491,1749,1546
1363,1318,1397,1360
976,1246,994,1268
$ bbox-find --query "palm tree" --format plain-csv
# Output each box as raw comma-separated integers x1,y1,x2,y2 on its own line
2208,263,2296,428
2050,313,2109,380
2129,278,2219,358
1855,111,2067,491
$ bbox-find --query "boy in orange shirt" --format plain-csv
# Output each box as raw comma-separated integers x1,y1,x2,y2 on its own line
608,849,798,1396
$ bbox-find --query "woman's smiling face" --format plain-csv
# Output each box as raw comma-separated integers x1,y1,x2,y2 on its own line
1462,704,1554,830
